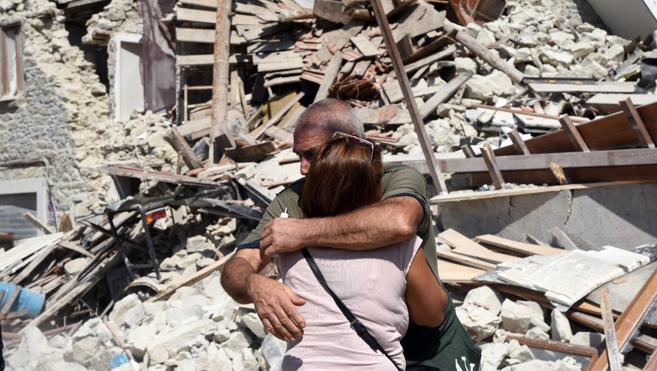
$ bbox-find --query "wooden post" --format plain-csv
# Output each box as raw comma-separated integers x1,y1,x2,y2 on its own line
442,20,525,85
163,128,203,169
560,115,590,152
620,98,655,148
209,0,233,163
481,143,504,189
589,267,657,371
370,0,448,194
509,129,530,155
600,288,624,371
419,72,472,119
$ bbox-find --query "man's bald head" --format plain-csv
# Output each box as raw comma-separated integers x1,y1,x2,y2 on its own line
292,99,364,175
294,98,364,138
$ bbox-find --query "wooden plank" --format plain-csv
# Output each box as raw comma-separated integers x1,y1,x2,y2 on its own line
163,128,203,169
252,92,305,139
495,101,657,156
559,115,590,152
600,288,624,371
314,53,342,102
176,28,214,43
436,259,486,283
509,129,530,155
589,266,657,370
474,234,565,256
644,350,657,370
481,143,504,189
179,117,211,139
147,251,235,302
403,44,456,74
58,240,95,258
179,0,215,8
438,229,520,264
0,233,63,271
436,248,497,270
502,333,597,358
620,98,656,148
529,81,636,94
350,35,380,57
436,148,657,173
257,60,304,73
371,0,447,193
23,212,53,234
176,8,216,24
225,142,276,162
419,73,472,119
587,94,657,113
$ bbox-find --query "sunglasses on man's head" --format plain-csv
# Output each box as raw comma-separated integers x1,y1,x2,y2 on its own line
332,132,375,162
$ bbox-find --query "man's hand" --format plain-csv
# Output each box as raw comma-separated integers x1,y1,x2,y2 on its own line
247,273,307,341
260,218,309,258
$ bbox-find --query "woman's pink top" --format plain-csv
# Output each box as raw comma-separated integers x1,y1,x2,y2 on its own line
277,237,422,370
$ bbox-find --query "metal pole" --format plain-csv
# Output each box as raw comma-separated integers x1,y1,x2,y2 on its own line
369,0,448,194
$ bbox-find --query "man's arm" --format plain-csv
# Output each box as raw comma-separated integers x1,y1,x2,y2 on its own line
261,196,422,256
221,248,307,341
261,166,428,257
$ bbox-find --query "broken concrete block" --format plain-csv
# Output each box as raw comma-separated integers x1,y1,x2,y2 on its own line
241,312,267,339
456,304,501,341
476,28,496,45
501,299,548,333
526,326,550,341
465,71,513,100
455,57,478,73
64,258,90,275
109,294,145,329
260,334,286,371
507,340,534,364
550,309,573,342
463,286,503,315
600,44,625,65
570,331,604,348
540,48,574,66
480,342,509,371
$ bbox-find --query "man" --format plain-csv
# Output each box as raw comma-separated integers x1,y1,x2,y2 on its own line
221,99,480,370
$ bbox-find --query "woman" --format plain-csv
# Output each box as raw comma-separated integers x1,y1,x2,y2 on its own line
270,133,449,370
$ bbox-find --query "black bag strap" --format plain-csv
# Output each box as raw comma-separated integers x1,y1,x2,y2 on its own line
300,248,403,371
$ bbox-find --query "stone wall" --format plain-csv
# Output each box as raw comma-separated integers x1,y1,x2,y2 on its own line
0,0,112,214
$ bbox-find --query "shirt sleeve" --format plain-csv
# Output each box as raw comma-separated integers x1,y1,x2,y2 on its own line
240,195,286,245
380,166,431,230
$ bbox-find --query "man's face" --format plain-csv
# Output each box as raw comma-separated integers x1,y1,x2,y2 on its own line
293,128,332,175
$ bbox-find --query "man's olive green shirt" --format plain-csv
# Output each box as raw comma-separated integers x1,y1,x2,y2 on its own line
241,165,439,281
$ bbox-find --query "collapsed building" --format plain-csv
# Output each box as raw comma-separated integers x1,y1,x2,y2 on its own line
2,0,657,370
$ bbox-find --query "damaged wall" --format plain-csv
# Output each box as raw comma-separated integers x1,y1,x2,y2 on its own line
84,0,144,121
439,183,657,250
0,0,112,214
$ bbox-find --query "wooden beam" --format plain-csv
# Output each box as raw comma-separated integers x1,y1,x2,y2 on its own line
643,350,657,370
209,0,233,163
437,148,657,173
589,266,657,371
509,129,530,155
419,72,472,119
314,53,343,102
370,0,448,194
495,101,657,156
599,288,624,371
442,20,524,84
436,248,496,270
438,229,520,264
23,212,53,234
502,332,597,358
176,28,214,43
162,128,203,169
620,98,656,149
252,92,305,139
176,8,216,24
529,81,636,94
403,45,455,74
481,143,504,189
559,115,590,152
474,234,564,256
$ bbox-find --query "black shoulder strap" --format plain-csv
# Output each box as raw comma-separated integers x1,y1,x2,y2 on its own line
300,248,403,371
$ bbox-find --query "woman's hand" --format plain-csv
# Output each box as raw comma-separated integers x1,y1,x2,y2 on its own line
260,218,310,258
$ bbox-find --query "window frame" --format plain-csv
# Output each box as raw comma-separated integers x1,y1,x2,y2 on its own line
0,21,25,102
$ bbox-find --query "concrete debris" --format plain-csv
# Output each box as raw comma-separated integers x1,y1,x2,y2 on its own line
501,299,549,334
550,309,573,342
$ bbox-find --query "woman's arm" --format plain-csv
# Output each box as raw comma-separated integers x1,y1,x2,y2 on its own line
405,251,448,328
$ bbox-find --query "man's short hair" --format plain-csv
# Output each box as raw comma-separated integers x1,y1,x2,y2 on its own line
295,98,364,137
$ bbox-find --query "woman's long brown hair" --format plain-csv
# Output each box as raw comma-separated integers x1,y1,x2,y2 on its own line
300,136,383,218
